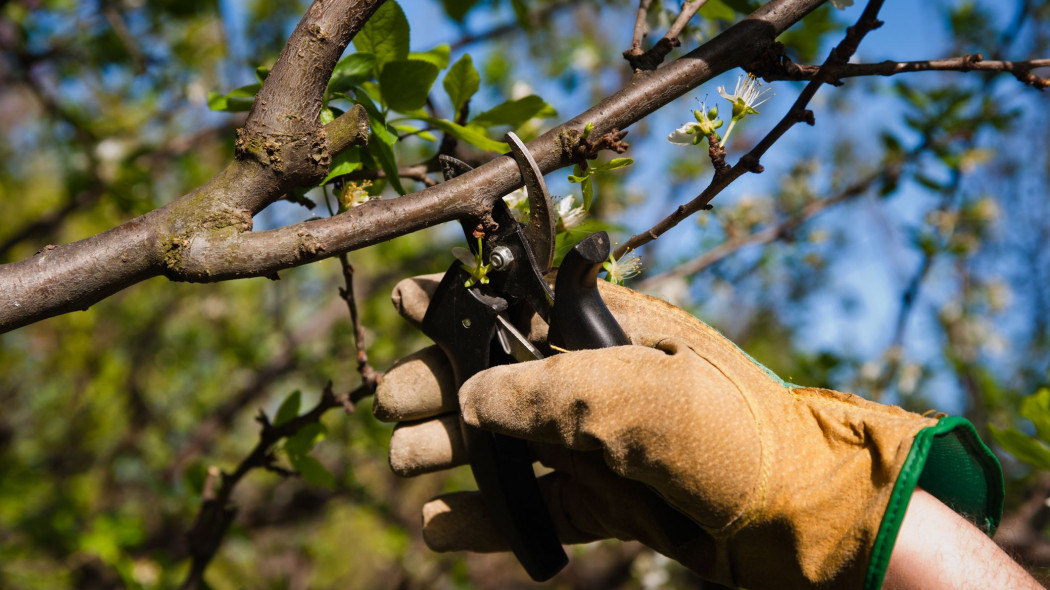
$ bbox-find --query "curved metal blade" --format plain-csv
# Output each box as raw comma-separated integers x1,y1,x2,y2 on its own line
505,132,555,274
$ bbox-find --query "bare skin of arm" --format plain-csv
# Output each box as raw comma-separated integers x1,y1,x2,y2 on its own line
884,489,1044,590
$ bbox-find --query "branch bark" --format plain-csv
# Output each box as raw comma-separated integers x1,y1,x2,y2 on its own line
0,0,826,333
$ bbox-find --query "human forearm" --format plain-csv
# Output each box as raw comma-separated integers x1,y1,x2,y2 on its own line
884,489,1043,589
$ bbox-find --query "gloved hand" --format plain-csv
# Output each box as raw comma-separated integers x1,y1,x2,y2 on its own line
374,275,1002,590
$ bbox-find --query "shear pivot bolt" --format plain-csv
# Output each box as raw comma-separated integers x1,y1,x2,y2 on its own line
489,246,514,269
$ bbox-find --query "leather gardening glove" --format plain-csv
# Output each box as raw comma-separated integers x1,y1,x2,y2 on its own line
374,275,1003,590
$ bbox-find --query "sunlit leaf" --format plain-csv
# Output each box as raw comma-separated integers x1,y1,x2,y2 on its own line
379,59,440,112
470,95,557,129
354,0,410,73
990,425,1050,470
422,116,508,152
328,52,377,95
410,44,450,69
1020,388,1050,443
322,147,363,184
444,54,480,116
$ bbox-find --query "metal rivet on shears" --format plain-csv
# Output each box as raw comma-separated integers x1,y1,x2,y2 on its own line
489,246,514,270
462,318,472,328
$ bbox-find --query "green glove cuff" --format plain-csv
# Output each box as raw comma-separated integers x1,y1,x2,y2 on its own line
864,416,1004,590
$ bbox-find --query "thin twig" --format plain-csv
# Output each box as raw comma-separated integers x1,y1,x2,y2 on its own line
665,0,708,43
760,54,1050,89
337,255,381,392
614,0,888,259
624,0,709,71
102,5,147,73
625,0,655,58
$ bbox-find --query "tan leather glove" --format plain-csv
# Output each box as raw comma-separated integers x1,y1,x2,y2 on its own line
375,276,1003,590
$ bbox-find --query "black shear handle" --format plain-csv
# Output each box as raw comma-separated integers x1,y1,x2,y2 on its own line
420,267,567,582
550,232,703,548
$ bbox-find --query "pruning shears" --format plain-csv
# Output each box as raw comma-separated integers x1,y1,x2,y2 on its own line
421,133,700,581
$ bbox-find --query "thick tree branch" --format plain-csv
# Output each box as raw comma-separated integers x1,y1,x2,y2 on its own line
0,0,826,333
236,0,384,210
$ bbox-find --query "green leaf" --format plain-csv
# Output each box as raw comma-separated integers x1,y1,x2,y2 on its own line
592,157,634,172
422,117,508,152
553,220,618,266
274,390,301,426
722,0,761,12
470,95,557,129
699,0,738,22
207,83,260,112
567,174,588,183
322,147,363,184
320,107,335,125
510,0,529,25
353,1,410,73
379,59,440,112
990,425,1050,470
227,83,261,98
207,91,229,111
356,92,406,194
328,52,377,95
288,453,335,489
285,423,327,455
255,65,271,83
440,0,480,22
581,177,594,210
914,173,946,192
1020,388,1050,443
391,123,437,142
410,44,450,69
444,54,480,115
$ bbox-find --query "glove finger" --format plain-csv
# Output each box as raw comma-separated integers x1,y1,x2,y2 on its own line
374,345,457,422
389,413,468,477
422,452,709,554
422,470,609,553
390,273,443,327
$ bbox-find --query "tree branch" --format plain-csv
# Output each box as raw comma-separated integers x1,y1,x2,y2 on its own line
760,53,1050,89
625,0,710,71
180,383,353,590
0,0,826,333
615,0,888,259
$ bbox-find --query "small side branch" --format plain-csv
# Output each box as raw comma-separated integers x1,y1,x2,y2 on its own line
761,53,1050,89
624,0,709,71
625,0,656,59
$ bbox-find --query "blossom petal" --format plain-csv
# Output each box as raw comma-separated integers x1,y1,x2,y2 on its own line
667,124,697,145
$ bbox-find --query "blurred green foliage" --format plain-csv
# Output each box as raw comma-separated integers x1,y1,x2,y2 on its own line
1,0,1049,587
